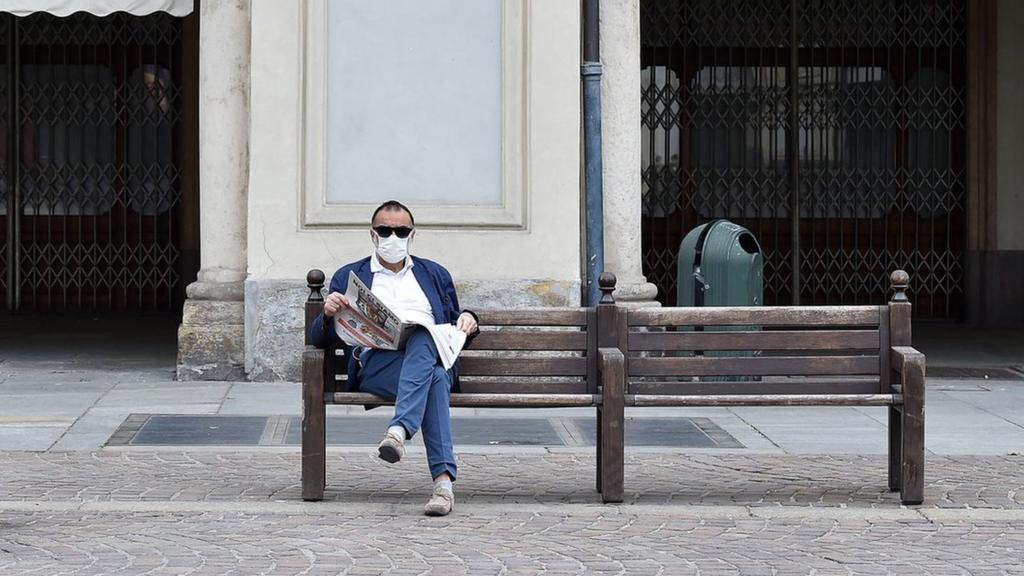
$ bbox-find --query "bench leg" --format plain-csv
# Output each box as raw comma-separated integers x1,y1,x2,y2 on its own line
888,405,902,492
302,349,326,501
599,406,623,503
598,348,624,504
900,354,926,505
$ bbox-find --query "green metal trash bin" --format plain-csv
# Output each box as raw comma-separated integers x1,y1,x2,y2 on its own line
677,220,763,381
677,220,763,308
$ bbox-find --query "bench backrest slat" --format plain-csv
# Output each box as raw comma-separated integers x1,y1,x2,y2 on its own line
459,356,588,377
457,380,589,394
628,306,880,327
629,355,880,377
475,308,588,326
470,330,588,351
628,379,881,396
629,330,880,352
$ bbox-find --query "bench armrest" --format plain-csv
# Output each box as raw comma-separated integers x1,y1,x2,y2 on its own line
305,344,349,395
597,348,625,384
889,346,925,504
890,346,925,410
890,346,926,382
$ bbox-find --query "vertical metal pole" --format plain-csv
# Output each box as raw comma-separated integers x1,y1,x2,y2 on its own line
788,0,801,305
583,0,604,307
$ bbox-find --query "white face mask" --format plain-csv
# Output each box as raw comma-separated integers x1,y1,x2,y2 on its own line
374,232,411,264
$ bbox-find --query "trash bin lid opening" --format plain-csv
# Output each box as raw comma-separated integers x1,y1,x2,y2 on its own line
738,233,760,255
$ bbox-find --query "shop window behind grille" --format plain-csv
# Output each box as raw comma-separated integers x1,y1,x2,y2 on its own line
640,0,967,317
0,11,195,312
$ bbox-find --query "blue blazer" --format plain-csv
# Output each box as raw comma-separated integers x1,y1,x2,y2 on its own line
307,256,477,392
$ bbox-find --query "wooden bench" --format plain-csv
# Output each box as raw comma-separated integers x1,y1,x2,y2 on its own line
300,267,925,506
599,270,926,504
301,269,625,502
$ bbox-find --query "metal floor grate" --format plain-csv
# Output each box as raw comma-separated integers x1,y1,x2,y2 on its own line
107,414,745,449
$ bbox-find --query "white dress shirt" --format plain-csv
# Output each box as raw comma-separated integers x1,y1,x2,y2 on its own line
369,254,434,326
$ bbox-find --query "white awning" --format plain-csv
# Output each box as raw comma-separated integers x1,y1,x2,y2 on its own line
0,0,193,17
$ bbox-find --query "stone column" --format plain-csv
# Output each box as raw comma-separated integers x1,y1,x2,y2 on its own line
177,0,252,380
600,0,659,306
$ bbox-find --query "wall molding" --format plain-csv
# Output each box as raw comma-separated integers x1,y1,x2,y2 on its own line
299,0,529,229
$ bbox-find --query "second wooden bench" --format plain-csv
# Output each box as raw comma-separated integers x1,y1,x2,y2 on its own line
596,270,926,504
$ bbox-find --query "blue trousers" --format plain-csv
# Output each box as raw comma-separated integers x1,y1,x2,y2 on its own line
358,327,457,481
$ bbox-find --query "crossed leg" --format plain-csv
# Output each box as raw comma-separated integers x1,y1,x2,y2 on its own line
358,327,457,481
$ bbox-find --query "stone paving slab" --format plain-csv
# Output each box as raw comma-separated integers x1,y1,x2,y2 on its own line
1,452,1023,575
4,375,1024,455
2,508,1022,575
1,452,1021,509
0,426,66,451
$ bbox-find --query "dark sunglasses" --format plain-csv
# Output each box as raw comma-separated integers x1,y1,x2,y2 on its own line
373,225,414,239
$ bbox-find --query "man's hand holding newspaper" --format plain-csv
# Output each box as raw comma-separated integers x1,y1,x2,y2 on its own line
332,271,467,370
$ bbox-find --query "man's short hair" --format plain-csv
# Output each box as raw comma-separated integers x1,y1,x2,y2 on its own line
371,200,415,226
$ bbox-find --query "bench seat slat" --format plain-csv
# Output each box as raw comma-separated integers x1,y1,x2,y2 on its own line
459,357,587,376
627,394,900,407
327,392,598,407
628,355,880,377
628,330,880,351
628,306,880,327
474,308,588,326
471,330,588,351
627,379,882,396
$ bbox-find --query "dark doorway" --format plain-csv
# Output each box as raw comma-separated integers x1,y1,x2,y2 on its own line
0,9,199,314
640,0,967,318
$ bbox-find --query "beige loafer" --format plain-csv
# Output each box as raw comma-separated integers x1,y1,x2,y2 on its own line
423,486,454,516
377,429,405,464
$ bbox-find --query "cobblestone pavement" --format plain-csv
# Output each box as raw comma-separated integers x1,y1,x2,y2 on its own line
2,451,1023,575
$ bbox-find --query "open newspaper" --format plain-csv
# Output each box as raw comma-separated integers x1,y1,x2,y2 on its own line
333,271,467,370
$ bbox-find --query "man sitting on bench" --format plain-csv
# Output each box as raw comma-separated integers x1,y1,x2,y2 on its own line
307,200,479,516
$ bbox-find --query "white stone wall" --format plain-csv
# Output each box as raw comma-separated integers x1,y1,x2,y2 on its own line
245,0,582,380
248,0,580,281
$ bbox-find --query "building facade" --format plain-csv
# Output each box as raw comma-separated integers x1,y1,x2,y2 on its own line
1,0,1021,381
